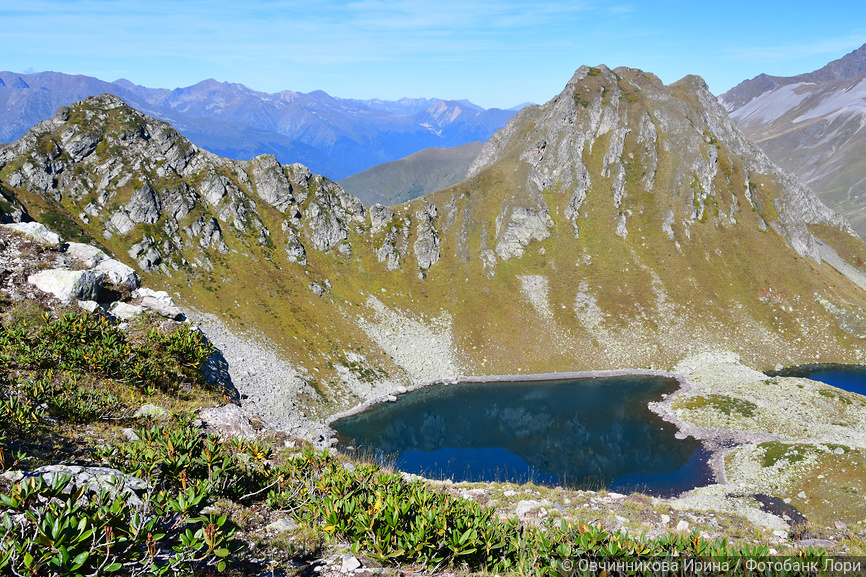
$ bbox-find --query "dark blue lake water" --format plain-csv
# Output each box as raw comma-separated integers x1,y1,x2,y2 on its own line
332,375,714,497
767,365,866,396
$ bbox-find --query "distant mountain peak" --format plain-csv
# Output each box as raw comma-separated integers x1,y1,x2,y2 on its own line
721,43,866,111
720,43,866,238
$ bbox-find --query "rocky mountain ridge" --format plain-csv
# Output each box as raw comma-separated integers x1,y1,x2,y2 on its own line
720,44,866,237
0,71,516,180
1,65,865,426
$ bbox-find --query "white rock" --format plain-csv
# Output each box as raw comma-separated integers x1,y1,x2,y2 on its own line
140,296,184,321
2,222,61,245
660,514,671,525
798,491,807,499
773,530,789,539
503,490,518,497
676,520,690,531
28,269,103,302
77,300,100,313
340,555,362,572
515,499,542,516
198,404,256,438
95,259,141,289
109,302,145,320
133,288,177,307
65,242,108,268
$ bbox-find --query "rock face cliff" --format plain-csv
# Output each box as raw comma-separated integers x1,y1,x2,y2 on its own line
2,69,866,423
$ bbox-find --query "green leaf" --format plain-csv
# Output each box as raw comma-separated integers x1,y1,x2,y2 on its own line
214,548,230,558
71,550,90,569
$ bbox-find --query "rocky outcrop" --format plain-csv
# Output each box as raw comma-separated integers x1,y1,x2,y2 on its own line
495,206,553,260
413,204,440,271
369,203,394,233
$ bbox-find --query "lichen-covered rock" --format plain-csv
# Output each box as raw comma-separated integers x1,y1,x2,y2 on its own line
2,221,61,245
28,269,103,302
109,301,145,320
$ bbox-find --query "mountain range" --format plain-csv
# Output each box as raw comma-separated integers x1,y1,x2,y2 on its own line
1,64,865,428
720,44,866,237
0,71,517,180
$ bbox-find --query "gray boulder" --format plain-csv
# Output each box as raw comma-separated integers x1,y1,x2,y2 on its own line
65,242,108,268
94,258,141,289
109,301,145,320
28,269,103,302
198,404,256,438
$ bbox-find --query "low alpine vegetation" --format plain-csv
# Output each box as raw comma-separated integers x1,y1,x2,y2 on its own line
0,305,834,576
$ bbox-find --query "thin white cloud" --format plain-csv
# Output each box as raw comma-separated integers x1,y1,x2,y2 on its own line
728,35,866,63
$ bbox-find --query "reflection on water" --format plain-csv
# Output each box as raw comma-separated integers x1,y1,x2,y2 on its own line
333,376,714,496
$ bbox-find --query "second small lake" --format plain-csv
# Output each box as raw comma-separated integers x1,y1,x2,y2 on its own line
767,364,866,396
332,375,714,497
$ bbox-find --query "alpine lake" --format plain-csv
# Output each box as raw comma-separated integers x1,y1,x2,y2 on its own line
332,366,866,497
332,375,713,497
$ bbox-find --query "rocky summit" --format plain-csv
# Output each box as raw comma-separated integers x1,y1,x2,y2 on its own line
1,65,865,431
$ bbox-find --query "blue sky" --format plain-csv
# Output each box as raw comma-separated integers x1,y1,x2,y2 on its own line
3,0,865,109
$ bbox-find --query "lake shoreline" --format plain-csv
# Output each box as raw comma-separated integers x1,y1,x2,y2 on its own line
322,355,866,502
325,366,729,494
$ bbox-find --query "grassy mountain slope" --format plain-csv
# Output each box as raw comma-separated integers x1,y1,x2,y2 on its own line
0,65,865,426
339,142,483,206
